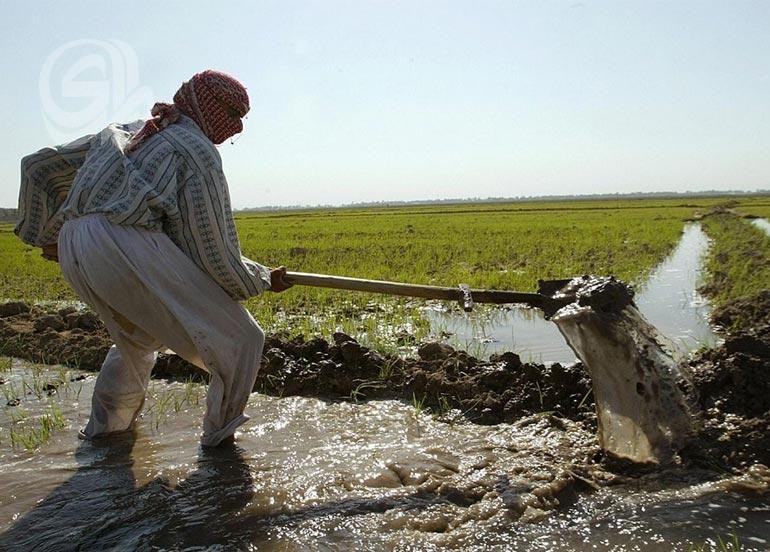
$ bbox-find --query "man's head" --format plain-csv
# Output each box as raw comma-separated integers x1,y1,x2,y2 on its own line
174,70,250,144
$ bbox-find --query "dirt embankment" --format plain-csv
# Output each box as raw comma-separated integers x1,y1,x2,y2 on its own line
684,290,770,469
0,300,595,427
2,292,769,470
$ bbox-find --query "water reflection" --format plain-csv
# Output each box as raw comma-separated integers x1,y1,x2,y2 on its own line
426,223,717,362
635,223,717,356
425,304,574,363
751,217,770,237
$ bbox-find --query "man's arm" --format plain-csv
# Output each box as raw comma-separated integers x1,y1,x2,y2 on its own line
15,134,94,248
175,151,280,300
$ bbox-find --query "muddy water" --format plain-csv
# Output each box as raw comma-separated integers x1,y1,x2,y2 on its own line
752,217,770,237
1,360,769,551
425,223,716,362
424,304,573,363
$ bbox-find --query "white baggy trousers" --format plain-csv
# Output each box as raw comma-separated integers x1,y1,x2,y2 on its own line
58,214,265,446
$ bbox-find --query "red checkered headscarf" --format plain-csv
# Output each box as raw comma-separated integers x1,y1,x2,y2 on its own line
126,70,250,153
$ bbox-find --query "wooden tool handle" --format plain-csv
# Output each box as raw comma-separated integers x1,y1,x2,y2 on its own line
284,271,555,310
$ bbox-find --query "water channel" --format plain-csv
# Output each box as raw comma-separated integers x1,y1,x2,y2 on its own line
425,223,718,363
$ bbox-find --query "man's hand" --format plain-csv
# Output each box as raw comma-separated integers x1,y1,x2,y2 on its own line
41,243,58,262
270,266,293,292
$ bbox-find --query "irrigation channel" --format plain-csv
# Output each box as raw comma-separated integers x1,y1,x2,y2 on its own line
426,223,717,363
1,222,769,551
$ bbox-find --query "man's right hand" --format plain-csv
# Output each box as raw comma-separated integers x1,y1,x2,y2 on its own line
270,266,292,292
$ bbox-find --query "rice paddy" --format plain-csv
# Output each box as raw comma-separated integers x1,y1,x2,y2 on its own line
700,212,770,312
2,195,769,346
1,195,769,550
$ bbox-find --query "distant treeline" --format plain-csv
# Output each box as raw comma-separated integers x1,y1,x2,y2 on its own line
234,189,770,213
0,208,18,223
1,190,768,219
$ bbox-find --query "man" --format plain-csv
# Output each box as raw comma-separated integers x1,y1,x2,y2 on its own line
15,69,290,446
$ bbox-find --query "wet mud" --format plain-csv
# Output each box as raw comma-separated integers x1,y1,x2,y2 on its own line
684,290,770,469
1,289,769,471
0,301,595,429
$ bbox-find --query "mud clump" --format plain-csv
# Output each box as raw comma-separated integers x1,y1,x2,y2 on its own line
552,274,635,314
0,301,30,318
258,333,595,426
33,314,66,333
0,305,110,370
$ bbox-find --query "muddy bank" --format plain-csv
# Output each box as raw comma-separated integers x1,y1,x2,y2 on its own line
0,301,595,428
2,294,770,469
684,290,770,469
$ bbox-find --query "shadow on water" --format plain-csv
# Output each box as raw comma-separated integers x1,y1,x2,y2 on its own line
0,431,256,551
0,429,452,551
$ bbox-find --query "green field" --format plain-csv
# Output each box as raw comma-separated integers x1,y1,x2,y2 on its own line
2,195,769,347
700,212,770,322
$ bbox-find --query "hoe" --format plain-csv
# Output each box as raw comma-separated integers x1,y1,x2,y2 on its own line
284,271,694,466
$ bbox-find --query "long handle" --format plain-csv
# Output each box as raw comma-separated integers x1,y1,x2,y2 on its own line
284,271,555,310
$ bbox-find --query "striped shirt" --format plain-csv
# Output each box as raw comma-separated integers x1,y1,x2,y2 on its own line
15,115,271,300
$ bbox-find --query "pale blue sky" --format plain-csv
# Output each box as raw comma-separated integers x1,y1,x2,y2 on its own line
1,0,769,208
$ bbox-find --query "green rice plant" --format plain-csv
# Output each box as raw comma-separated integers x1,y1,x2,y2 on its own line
1,381,21,404
8,407,29,423
687,531,742,551
172,379,203,412
145,380,205,429
348,381,384,403
735,196,770,219
3,196,768,353
433,394,464,424
183,377,203,406
457,339,490,361
144,386,174,430
155,390,174,428
437,395,452,415
0,197,706,305
378,358,402,380
576,387,593,411
411,392,426,418
9,405,65,451
0,357,11,373
20,369,49,400
700,213,770,331
535,380,544,411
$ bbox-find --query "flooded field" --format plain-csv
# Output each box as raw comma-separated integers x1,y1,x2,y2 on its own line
1,360,769,551
426,223,717,363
